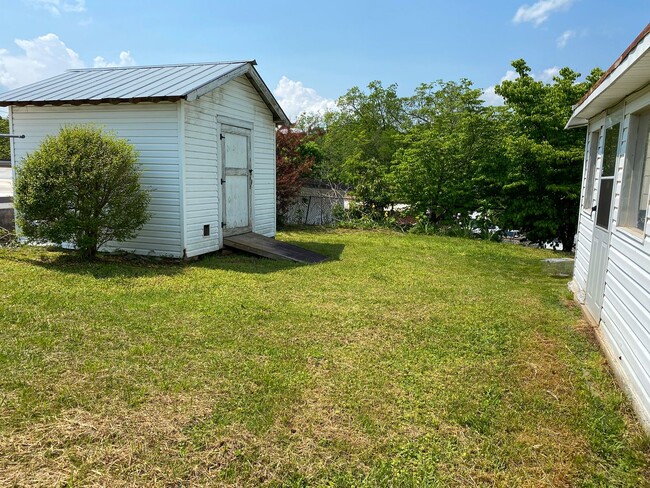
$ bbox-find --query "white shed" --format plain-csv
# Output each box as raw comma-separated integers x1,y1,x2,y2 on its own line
567,23,650,430
0,61,289,258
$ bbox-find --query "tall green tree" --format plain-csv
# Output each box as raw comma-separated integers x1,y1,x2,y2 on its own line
319,81,408,215
495,59,603,249
392,80,505,224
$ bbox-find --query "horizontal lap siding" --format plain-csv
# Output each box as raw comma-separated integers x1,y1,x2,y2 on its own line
183,76,276,257
10,103,182,257
595,100,650,427
183,98,219,257
601,232,650,417
574,212,592,293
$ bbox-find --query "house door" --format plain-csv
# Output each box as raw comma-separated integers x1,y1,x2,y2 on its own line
585,122,619,322
221,125,252,237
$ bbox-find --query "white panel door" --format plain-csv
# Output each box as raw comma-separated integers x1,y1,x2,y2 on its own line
221,125,252,236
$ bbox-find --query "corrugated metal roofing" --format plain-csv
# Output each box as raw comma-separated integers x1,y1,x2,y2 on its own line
0,61,289,124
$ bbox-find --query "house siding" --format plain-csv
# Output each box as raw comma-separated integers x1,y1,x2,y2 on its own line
10,103,182,257
574,88,650,428
182,75,276,258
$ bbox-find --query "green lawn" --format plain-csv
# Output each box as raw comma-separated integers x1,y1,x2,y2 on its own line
0,229,648,486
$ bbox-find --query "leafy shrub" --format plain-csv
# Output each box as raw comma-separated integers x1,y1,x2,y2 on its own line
15,125,150,259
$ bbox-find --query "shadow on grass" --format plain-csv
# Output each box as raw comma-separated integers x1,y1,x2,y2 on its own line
280,240,345,261
196,241,345,274
4,248,186,279
3,240,344,278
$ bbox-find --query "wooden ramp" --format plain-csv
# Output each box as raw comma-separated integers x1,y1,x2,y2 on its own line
223,232,328,264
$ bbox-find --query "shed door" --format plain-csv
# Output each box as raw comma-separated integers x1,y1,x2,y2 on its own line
221,125,252,237
586,122,619,322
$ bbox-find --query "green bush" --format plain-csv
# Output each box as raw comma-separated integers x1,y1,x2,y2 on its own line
15,125,150,259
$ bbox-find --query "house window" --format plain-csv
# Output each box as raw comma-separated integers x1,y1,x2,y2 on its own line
620,112,650,233
595,122,620,229
583,130,600,212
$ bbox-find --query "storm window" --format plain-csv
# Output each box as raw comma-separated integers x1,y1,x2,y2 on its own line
620,112,650,233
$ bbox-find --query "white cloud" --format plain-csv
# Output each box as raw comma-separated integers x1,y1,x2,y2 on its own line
0,34,136,91
538,66,561,82
26,0,86,15
93,51,136,68
482,67,560,105
273,76,337,122
0,33,83,89
482,86,503,106
556,29,576,48
482,70,518,106
513,0,574,26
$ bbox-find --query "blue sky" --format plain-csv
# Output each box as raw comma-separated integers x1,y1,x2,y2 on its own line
0,0,648,120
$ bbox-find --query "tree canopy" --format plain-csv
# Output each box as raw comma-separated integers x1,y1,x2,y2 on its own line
495,59,604,249
286,59,602,248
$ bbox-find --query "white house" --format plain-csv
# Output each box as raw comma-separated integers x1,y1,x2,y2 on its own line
567,23,650,430
0,61,289,258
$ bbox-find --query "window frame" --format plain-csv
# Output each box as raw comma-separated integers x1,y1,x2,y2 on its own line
595,121,620,231
582,129,600,214
619,110,650,237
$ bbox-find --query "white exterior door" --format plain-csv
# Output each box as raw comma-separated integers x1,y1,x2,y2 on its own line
221,125,252,237
586,224,610,321
585,122,619,322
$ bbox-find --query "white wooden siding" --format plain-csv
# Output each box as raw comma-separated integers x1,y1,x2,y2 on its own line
182,76,276,257
575,88,650,429
10,103,182,257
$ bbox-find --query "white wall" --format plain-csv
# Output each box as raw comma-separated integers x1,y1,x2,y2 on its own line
182,75,276,257
574,87,650,429
10,103,183,257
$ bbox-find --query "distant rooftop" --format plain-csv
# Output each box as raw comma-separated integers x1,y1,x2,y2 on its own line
0,61,289,124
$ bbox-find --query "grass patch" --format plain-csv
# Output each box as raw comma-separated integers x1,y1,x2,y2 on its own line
0,228,648,486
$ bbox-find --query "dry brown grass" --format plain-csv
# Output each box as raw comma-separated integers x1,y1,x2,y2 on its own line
1,393,218,486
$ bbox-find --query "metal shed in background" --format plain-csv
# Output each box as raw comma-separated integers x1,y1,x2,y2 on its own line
0,61,289,258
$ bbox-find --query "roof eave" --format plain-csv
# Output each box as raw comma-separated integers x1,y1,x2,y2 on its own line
184,63,252,102
183,61,289,125
565,117,589,129
567,22,650,128
245,67,290,125
0,96,183,108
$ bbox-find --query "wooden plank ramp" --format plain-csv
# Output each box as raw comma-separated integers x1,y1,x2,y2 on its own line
223,232,328,264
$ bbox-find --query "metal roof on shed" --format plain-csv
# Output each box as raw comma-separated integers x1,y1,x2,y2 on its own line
0,61,289,124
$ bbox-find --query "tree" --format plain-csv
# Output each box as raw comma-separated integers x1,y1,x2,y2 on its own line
495,59,603,250
0,116,10,161
15,125,150,259
392,80,504,224
276,125,318,219
319,81,408,215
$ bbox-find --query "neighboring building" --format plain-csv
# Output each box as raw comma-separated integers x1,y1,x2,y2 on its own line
0,61,289,257
283,180,351,225
567,23,650,430
0,159,12,231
